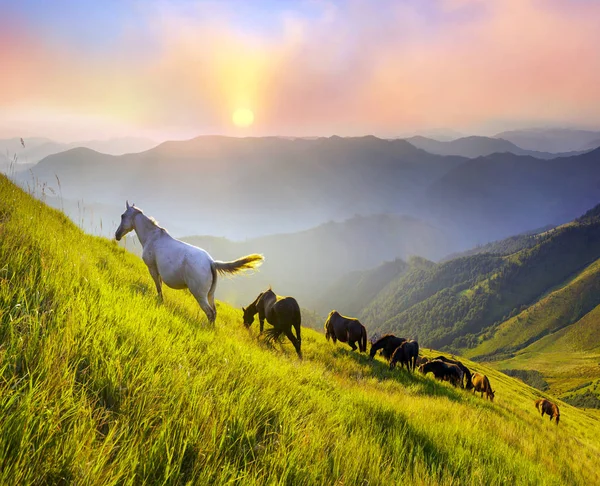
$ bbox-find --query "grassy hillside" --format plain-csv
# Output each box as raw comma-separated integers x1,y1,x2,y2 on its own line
468,262,600,404
361,207,600,350
2,174,600,485
465,257,600,361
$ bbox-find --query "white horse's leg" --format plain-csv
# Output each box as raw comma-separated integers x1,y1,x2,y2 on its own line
207,281,217,321
189,278,216,324
146,262,163,300
190,290,215,323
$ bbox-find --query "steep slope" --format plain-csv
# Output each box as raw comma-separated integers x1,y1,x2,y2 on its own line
405,135,580,159
466,257,600,361
182,214,450,309
465,256,600,403
442,225,554,261
361,203,600,350
2,176,600,484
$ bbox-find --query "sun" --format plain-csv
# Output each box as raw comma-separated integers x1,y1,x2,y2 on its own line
232,108,254,128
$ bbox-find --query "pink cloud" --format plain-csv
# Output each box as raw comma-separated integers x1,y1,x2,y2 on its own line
1,0,600,141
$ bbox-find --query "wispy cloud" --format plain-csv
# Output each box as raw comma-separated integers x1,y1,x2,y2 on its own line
2,0,600,141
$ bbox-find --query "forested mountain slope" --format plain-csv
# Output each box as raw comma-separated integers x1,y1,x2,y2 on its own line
361,203,600,351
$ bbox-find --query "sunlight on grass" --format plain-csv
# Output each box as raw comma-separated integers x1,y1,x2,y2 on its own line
1,174,600,485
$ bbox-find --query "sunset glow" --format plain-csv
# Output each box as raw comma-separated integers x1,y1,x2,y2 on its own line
232,108,255,128
1,0,600,141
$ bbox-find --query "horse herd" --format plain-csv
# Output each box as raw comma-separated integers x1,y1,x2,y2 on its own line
241,289,560,425
114,202,561,426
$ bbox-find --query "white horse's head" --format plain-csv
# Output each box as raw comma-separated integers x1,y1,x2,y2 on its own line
115,201,139,241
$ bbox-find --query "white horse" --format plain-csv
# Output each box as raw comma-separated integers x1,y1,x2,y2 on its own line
115,201,263,323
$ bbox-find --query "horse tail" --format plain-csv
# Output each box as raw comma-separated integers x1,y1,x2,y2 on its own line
208,262,218,305
360,326,367,353
213,254,264,276
263,326,285,343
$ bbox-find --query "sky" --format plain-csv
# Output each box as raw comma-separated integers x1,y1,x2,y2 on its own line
1,0,600,142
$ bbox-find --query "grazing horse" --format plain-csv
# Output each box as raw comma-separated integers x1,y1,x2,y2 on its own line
324,311,367,352
389,340,419,371
369,332,381,346
432,356,473,389
115,202,263,323
418,361,463,387
243,288,302,358
535,399,560,425
369,335,407,361
416,356,430,367
472,373,495,401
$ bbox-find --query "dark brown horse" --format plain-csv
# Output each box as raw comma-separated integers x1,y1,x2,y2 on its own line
389,340,419,371
324,310,367,352
243,288,302,358
535,398,560,425
369,335,407,361
418,361,463,387
472,372,495,401
432,356,473,389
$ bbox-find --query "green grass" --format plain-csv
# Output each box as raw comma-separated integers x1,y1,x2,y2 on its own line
2,174,600,485
481,304,600,399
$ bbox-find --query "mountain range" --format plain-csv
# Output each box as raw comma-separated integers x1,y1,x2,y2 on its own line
494,128,600,153
0,136,157,166
179,213,449,308
14,135,600,249
405,135,585,159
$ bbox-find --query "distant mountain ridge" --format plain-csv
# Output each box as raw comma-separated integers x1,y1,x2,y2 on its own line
0,136,157,166
179,213,451,309
405,135,584,159
17,135,468,239
14,135,600,254
422,148,600,245
494,128,600,153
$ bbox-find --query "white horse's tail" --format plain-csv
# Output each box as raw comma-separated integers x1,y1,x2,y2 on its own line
213,254,264,276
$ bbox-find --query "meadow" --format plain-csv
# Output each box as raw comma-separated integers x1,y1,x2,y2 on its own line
1,173,600,485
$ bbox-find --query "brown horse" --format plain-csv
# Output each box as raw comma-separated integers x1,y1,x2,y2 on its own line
369,335,407,361
324,311,367,352
389,340,419,371
535,398,560,425
243,288,302,358
472,372,495,401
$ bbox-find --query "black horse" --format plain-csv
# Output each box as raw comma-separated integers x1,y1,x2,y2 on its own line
390,340,419,371
418,361,463,387
369,335,407,361
432,356,473,389
243,288,302,358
